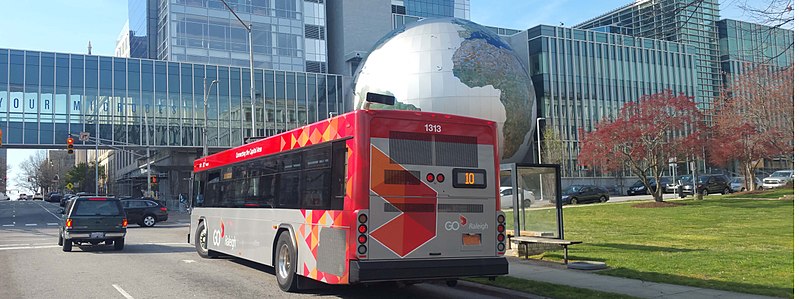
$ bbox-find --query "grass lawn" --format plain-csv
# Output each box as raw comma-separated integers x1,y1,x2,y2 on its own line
507,189,794,298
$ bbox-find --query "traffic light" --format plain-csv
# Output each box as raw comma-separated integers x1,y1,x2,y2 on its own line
66,136,74,154
0,128,4,146
151,176,157,184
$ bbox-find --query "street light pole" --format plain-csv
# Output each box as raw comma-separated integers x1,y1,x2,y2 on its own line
219,0,257,136
203,77,219,157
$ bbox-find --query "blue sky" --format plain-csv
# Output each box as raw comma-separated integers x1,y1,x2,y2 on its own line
0,0,773,194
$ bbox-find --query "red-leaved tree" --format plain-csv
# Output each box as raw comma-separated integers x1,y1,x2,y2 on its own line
710,64,794,190
578,90,707,202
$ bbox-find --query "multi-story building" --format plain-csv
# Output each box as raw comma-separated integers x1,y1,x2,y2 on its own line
516,25,698,178
717,19,794,173
717,19,794,76
0,48,343,199
123,0,328,73
575,0,721,113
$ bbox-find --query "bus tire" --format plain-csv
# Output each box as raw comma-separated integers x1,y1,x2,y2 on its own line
275,231,299,292
195,221,218,258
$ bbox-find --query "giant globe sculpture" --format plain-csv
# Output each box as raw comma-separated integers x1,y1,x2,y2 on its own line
352,18,537,163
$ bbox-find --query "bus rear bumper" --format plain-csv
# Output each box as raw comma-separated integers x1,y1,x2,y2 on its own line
349,257,508,283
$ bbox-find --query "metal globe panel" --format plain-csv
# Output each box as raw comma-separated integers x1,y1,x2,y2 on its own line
352,18,536,163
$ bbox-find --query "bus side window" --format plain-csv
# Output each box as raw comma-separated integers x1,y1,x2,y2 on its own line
193,172,206,207
258,174,277,208
278,172,301,208
206,170,222,207
302,169,330,210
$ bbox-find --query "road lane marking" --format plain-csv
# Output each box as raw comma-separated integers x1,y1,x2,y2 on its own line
25,224,37,226
47,223,59,226
0,243,53,247
2,224,12,227
181,260,196,263
35,201,63,221
0,245,59,251
112,284,135,299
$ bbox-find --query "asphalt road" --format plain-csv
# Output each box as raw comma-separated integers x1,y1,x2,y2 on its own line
0,200,536,299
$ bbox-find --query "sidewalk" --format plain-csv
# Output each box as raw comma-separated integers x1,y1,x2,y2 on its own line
505,257,781,299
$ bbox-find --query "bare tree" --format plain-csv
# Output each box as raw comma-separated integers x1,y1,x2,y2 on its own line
17,151,47,194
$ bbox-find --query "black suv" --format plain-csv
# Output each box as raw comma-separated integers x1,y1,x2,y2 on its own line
58,197,127,252
121,198,168,227
679,174,731,197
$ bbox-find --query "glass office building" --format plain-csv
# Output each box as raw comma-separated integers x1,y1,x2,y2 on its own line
0,48,343,148
575,0,721,116
717,19,794,76
527,25,698,177
123,0,328,73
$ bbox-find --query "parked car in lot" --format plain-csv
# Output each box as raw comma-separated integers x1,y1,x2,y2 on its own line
730,176,763,192
665,175,692,194
679,174,731,197
32,193,43,200
560,185,609,205
763,170,794,189
627,177,672,195
18,193,28,201
499,187,534,208
121,198,168,227
58,196,127,252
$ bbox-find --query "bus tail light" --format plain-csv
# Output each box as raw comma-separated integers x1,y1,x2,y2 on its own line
497,213,506,254
357,212,368,256
426,173,435,182
65,218,73,229
436,173,445,183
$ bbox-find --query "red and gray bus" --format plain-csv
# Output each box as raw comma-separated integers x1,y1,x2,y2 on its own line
189,109,508,291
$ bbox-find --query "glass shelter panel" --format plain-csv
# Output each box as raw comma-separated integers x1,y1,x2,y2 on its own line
500,164,562,239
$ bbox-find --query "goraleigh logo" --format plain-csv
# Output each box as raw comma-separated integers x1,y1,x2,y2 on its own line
212,220,237,250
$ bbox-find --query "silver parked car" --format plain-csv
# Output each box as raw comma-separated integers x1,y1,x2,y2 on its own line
729,177,763,192
763,170,794,189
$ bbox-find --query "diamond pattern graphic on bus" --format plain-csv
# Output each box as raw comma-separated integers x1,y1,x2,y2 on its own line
299,210,347,284
369,145,437,257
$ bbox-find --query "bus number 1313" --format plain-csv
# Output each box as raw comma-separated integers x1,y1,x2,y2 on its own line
425,124,442,132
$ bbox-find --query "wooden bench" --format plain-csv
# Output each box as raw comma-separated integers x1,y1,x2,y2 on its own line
510,236,582,264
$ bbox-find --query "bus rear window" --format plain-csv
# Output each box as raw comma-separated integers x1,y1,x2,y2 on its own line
73,201,122,216
388,131,478,167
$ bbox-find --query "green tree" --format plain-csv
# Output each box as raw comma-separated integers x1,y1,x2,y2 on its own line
66,163,105,193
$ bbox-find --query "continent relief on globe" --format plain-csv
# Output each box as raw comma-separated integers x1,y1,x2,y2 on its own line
452,28,534,160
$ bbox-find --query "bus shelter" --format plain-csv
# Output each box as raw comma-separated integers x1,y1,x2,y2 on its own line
499,163,563,239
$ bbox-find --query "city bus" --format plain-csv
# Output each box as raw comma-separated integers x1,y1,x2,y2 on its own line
189,109,508,291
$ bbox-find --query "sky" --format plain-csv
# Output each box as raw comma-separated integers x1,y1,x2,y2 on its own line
0,0,779,194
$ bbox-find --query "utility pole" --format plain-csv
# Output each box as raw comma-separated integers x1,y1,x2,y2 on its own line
203,77,219,157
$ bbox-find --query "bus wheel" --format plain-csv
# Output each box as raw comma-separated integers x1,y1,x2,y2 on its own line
275,232,299,292
446,279,458,287
195,222,217,258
